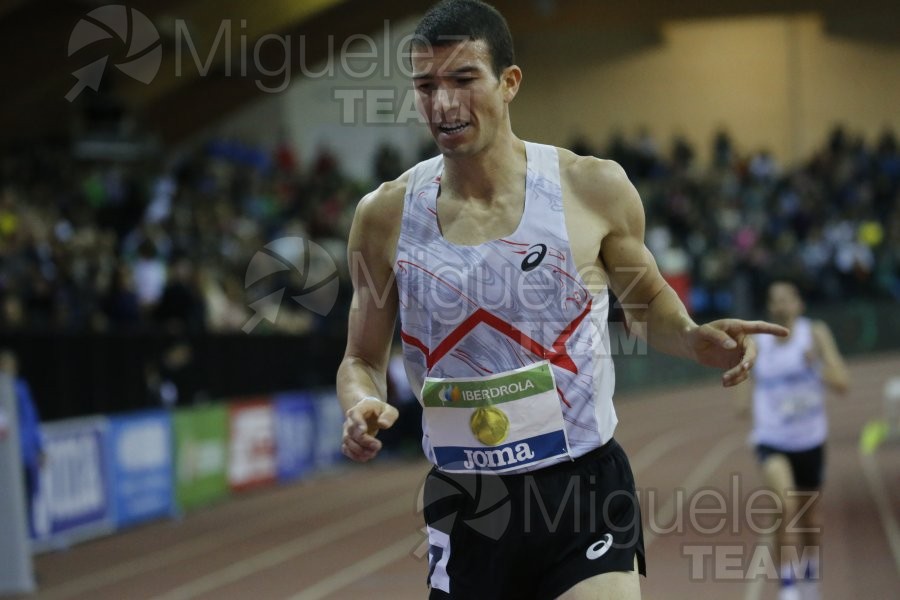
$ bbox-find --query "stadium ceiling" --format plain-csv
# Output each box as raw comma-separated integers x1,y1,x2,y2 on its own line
1,0,897,147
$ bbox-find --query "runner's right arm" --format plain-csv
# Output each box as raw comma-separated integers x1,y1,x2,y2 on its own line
337,183,403,462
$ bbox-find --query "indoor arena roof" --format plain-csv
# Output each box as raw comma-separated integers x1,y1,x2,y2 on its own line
2,0,897,146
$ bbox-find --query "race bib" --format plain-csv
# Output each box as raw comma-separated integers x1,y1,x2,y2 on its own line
779,390,821,421
422,361,571,473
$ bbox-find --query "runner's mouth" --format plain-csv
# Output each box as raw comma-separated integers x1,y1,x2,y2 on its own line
438,122,470,135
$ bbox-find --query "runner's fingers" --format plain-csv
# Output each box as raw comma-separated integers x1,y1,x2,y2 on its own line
344,413,375,440
342,437,379,461
349,425,381,447
377,404,399,428
739,335,757,364
346,428,382,451
346,410,368,434
744,320,790,337
722,361,751,386
341,442,374,462
343,436,367,454
702,324,737,349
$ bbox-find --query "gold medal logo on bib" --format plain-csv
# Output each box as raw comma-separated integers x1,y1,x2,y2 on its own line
470,407,510,446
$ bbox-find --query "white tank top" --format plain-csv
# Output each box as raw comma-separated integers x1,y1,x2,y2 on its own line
395,142,617,472
751,317,827,450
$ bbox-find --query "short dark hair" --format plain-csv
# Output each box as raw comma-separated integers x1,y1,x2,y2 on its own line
412,0,515,77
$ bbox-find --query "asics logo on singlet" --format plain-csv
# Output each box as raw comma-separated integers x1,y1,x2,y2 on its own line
586,533,613,560
521,243,548,271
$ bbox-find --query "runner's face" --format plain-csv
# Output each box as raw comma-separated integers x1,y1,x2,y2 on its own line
411,40,514,156
767,283,803,324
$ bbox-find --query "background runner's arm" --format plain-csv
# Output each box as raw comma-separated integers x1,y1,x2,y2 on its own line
811,320,849,394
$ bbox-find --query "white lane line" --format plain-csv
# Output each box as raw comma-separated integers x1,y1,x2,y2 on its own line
285,533,421,600
859,450,900,577
743,533,772,600
152,495,413,600
39,470,419,600
628,429,696,476
644,432,745,549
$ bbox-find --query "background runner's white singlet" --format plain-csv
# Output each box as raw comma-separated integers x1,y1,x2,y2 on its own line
751,316,827,451
394,142,617,472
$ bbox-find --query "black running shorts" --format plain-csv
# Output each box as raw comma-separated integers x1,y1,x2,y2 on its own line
756,443,825,490
424,438,646,599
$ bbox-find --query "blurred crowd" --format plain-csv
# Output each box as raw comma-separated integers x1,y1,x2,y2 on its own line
575,126,900,315
0,138,371,335
0,125,898,335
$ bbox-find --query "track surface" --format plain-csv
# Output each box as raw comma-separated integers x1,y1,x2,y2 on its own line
18,353,900,599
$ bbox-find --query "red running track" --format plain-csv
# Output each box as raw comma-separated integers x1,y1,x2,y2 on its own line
15,353,900,600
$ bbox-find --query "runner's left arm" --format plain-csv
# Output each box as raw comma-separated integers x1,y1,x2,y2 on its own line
583,159,787,386
811,320,849,394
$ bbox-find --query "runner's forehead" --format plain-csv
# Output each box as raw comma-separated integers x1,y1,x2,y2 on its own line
412,65,482,80
410,40,492,78
769,282,800,300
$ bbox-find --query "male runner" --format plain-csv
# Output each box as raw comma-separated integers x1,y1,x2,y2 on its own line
740,280,848,600
337,2,788,598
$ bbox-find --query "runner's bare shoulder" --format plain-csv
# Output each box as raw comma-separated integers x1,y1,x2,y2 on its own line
352,171,411,261
556,148,642,229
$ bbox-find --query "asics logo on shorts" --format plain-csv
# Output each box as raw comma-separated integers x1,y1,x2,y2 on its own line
585,533,613,560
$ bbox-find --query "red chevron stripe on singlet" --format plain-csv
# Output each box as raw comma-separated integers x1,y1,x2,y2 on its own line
400,300,592,375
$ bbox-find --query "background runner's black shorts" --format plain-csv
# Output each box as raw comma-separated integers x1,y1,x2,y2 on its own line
755,443,825,490
424,438,646,600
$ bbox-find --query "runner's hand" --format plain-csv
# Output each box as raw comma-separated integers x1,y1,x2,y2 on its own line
685,319,789,387
341,397,399,462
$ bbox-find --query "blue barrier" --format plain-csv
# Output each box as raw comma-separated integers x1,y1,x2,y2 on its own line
273,393,317,482
107,411,176,528
29,390,346,552
32,417,114,549
312,390,345,469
